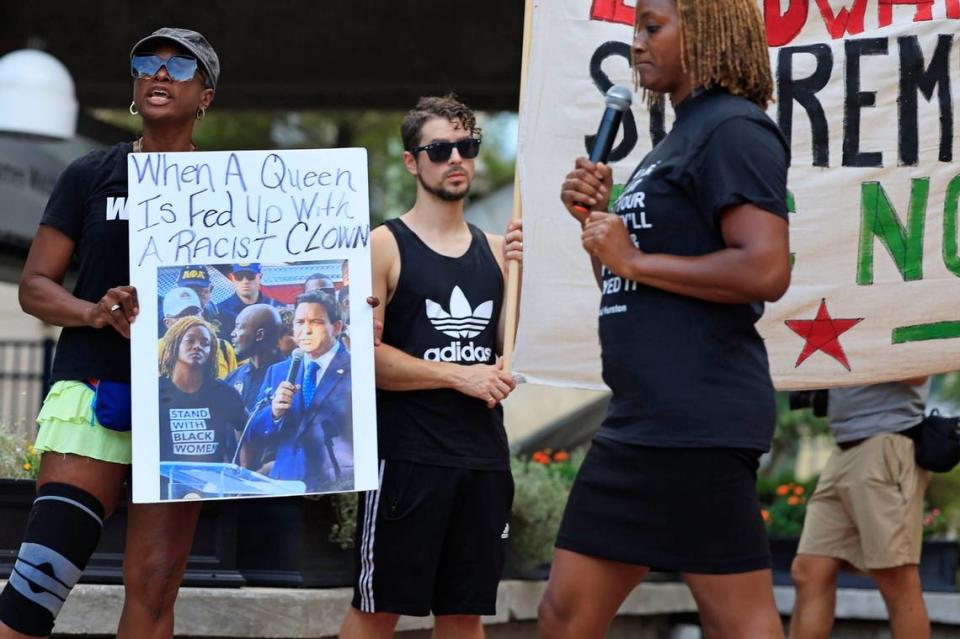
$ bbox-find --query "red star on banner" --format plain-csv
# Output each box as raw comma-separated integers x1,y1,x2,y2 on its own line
784,299,863,371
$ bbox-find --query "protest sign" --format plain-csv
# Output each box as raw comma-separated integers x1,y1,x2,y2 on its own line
128,148,375,502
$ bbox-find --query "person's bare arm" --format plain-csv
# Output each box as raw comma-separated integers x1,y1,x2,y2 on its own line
19,225,139,337
370,226,515,408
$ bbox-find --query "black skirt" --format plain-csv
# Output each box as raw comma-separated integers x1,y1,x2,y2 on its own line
555,436,771,574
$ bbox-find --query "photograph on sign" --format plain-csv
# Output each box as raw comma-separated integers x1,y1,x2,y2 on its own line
155,260,354,500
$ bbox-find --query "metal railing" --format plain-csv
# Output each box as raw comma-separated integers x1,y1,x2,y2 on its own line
0,338,54,435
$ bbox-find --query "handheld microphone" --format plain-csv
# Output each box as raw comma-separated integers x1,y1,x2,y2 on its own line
285,348,304,387
575,85,633,216
277,348,305,433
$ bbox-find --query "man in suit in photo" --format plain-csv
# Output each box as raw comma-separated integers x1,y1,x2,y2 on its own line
246,290,352,492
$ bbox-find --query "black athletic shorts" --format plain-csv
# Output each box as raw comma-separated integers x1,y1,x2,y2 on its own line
351,460,514,616
556,436,771,574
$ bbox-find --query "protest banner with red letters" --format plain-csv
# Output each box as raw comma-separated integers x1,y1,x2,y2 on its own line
513,0,960,390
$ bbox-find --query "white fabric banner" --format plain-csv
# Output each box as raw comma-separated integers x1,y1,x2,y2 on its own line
129,148,377,503
514,0,960,391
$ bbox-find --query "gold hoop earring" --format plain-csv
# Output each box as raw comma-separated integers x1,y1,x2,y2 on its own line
129,101,139,116
196,107,206,121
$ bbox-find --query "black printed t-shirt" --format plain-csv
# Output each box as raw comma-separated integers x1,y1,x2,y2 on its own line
158,377,245,464
40,142,134,383
596,88,789,452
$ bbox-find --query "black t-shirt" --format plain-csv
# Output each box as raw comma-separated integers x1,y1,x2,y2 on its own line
376,219,509,470
597,88,789,451
158,376,245,463
40,142,133,383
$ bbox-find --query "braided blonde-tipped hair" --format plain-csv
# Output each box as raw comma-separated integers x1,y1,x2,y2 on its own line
633,0,774,109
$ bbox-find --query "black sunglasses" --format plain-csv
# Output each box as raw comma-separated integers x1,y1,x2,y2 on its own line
131,54,199,82
410,138,481,163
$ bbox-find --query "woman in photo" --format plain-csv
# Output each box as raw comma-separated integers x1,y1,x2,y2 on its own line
541,0,792,637
1,28,221,638
157,316,245,499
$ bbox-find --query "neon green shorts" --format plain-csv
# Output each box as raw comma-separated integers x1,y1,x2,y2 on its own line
34,381,132,465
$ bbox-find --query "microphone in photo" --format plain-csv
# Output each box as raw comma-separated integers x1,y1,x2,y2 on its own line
575,85,633,217
285,348,305,387
231,348,305,467
277,348,305,432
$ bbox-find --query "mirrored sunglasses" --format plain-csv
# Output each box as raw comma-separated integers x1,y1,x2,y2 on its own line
130,54,199,82
411,138,481,163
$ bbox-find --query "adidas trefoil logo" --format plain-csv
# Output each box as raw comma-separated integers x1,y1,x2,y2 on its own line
425,286,493,339
501,523,510,539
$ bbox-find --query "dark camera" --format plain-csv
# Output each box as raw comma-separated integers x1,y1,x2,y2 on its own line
788,389,829,417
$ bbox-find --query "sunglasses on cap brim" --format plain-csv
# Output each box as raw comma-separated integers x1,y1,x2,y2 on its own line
130,54,199,82
410,138,481,163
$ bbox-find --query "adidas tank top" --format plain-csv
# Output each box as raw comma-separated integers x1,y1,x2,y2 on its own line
377,218,509,470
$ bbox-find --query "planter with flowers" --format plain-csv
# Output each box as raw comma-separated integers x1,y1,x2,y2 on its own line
503,449,582,579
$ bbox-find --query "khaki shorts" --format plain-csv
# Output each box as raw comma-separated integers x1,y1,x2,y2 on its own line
797,432,930,572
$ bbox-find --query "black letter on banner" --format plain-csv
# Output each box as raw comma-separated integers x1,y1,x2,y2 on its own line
588,42,641,160
844,38,888,168
777,45,832,167
898,35,952,165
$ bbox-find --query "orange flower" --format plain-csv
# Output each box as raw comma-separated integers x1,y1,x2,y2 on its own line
22,463,32,472
532,452,550,465
793,486,805,496
553,451,570,462
776,485,790,496
787,496,800,506
761,509,770,522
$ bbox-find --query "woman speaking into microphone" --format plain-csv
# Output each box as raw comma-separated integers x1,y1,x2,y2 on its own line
540,1,791,637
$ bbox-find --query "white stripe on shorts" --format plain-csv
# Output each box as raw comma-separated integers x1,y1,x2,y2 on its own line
359,460,386,612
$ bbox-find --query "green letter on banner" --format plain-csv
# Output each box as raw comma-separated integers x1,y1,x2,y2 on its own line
857,178,928,284
942,175,960,276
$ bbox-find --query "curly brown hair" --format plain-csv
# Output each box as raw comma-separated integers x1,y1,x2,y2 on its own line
159,316,218,381
401,94,482,151
633,0,774,109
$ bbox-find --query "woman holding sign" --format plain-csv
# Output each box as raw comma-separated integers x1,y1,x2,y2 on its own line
0,29,219,639
542,1,791,637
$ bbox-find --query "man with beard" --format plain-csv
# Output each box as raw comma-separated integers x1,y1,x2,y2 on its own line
339,95,523,639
